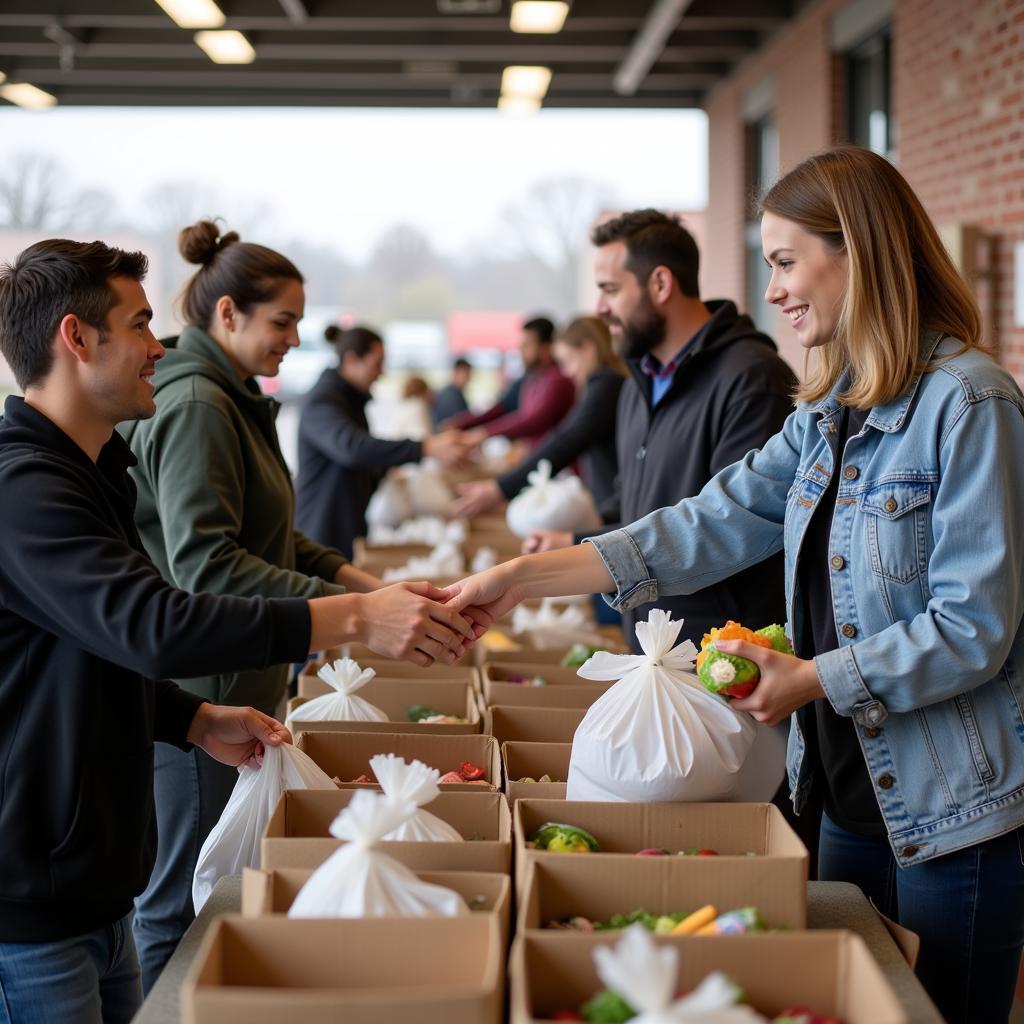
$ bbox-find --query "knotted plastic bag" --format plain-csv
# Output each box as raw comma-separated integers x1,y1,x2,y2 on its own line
287,658,388,726
371,753,464,842
287,789,468,919
505,459,602,537
381,539,465,582
511,597,607,651
592,925,768,1023
192,742,337,913
567,610,756,802
405,461,455,517
366,470,413,528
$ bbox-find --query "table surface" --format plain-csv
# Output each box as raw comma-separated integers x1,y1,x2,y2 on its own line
134,877,944,1024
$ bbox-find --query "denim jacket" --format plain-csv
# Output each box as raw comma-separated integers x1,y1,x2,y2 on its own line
589,333,1024,865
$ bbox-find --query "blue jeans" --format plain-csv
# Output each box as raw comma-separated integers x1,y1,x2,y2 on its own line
132,742,237,994
0,913,141,1024
819,812,1024,1024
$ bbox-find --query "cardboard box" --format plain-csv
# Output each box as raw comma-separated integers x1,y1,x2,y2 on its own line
509,929,907,1024
288,678,481,736
501,742,570,803
261,788,512,873
183,914,502,1024
512,799,808,903
295,730,501,792
517,850,806,932
482,664,612,709
485,706,585,745
482,648,583,667
241,867,511,944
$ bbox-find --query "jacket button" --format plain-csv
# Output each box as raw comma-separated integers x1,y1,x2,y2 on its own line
878,773,895,789
831,555,845,570
884,497,898,512
841,623,857,638
843,465,859,480
863,727,881,739
900,845,920,857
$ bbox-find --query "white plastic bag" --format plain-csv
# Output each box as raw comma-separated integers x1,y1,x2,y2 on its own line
287,658,388,725
287,789,468,919
511,597,606,651
592,925,768,1023
192,742,337,912
567,610,756,802
370,753,464,842
505,459,601,538
366,471,413,528
369,516,466,547
381,539,465,582
405,461,454,517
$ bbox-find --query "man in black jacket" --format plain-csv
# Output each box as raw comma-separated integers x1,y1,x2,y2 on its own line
0,241,481,1023
526,210,796,651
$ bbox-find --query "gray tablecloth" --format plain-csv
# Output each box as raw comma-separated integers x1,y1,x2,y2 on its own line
134,877,944,1024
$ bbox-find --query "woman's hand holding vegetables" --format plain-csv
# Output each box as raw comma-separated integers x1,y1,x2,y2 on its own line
720,639,825,727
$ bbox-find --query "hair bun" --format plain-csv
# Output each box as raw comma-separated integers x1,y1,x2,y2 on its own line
178,219,240,266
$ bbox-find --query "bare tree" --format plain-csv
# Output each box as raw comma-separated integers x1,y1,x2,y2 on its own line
0,152,118,232
496,176,617,316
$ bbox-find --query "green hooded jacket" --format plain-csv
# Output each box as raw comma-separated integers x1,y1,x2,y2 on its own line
123,326,347,712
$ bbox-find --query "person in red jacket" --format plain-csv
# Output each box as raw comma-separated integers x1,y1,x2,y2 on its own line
450,316,575,450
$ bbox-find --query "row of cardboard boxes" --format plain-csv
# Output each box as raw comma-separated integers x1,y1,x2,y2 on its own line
184,770,909,1023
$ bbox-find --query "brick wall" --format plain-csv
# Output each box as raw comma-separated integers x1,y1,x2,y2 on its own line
895,0,1024,381
702,0,1024,385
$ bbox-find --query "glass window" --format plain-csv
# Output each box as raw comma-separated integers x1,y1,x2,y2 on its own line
847,29,891,156
745,116,779,334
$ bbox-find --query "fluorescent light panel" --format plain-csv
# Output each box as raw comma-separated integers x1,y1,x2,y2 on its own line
500,65,552,99
154,0,225,29
194,29,255,64
510,1,569,33
497,95,542,114
0,82,58,108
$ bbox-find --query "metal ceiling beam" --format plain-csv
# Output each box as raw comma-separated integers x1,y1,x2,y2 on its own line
614,0,695,96
277,0,308,24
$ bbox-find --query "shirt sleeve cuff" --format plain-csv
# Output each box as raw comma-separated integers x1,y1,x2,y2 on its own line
154,683,208,751
814,644,889,726
584,529,659,611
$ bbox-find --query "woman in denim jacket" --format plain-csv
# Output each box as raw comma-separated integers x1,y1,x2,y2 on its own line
450,146,1024,1023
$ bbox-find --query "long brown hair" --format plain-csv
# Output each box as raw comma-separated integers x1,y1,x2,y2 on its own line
760,146,985,408
558,316,627,377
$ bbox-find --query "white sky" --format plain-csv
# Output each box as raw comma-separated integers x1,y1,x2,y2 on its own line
0,106,708,259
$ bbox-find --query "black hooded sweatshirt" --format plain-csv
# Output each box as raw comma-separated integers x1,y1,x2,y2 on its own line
576,300,797,651
0,396,311,942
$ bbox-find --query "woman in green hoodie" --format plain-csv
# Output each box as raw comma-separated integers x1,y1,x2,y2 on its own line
124,219,468,991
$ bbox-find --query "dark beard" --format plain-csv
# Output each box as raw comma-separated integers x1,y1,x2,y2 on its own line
618,296,668,360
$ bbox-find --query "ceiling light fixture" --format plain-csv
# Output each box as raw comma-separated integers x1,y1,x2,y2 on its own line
510,1,569,34
153,0,225,29
498,95,542,114
0,81,58,108
500,65,552,99
194,29,255,64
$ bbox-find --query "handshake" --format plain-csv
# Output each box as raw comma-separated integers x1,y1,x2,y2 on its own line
421,426,485,471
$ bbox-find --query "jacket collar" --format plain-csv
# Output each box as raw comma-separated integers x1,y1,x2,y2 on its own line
175,326,279,417
804,330,947,433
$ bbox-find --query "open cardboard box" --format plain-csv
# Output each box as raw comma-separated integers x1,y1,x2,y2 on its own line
512,799,808,903
482,664,612,709
262,788,511,873
518,849,805,932
241,867,511,945
295,730,501,791
183,914,502,1024
485,706,585,745
501,742,570,803
288,678,481,736
482,647,588,668
509,929,907,1024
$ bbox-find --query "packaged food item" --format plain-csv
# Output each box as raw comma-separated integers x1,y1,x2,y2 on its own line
369,753,463,842
349,759,487,786
561,643,605,668
506,459,602,537
407,704,468,725
287,658,387,725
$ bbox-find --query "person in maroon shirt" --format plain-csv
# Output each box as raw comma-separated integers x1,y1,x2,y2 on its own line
451,316,575,450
